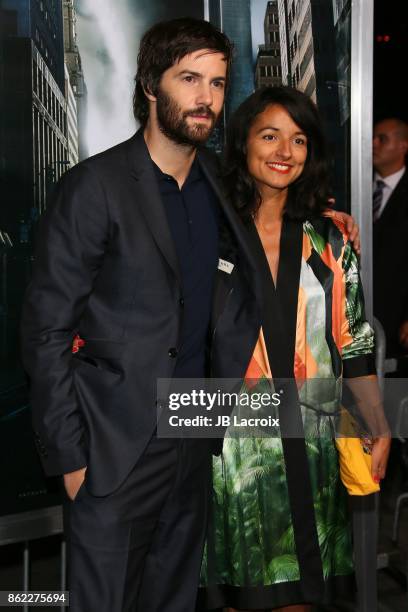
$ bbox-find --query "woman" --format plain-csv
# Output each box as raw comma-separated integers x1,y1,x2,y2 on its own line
199,87,390,611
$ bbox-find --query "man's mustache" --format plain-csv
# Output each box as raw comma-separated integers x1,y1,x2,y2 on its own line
183,107,216,121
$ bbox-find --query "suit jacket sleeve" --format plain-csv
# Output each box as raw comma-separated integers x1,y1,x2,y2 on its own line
21,164,109,476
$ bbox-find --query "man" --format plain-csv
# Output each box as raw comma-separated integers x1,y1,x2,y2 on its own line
372,117,408,357
21,17,358,612
21,19,252,612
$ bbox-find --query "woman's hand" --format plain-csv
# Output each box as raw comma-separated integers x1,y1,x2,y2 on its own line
325,208,361,254
371,436,391,483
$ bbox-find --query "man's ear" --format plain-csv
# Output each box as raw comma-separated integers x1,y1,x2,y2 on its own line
400,139,408,157
142,79,157,102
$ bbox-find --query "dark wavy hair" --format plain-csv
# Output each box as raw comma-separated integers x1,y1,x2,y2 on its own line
133,18,233,127
224,86,332,221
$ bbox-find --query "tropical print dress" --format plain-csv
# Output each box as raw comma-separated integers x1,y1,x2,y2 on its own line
198,215,375,610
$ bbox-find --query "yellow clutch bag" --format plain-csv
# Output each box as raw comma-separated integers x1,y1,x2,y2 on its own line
335,408,380,496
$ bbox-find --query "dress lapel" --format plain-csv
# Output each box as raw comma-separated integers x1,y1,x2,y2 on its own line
125,130,182,286
247,217,325,596
247,217,303,378
276,218,304,373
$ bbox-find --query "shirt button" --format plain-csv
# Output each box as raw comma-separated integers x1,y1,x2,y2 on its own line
179,298,184,307
168,348,178,358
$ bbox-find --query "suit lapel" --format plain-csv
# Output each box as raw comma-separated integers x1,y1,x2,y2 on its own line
197,148,263,304
125,130,182,286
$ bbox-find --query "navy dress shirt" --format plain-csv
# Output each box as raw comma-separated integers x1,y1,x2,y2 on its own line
153,157,220,378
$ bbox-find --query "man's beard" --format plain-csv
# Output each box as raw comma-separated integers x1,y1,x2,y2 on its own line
156,88,218,147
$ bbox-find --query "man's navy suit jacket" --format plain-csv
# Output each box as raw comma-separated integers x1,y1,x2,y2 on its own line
21,129,261,496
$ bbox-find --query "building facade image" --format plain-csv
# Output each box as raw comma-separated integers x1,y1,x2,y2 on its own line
277,0,316,96
255,0,283,89
1,0,65,90
63,0,87,161
332,0,351,125
0,0,69,367
0,0,69,237
276,0,347,206
209,0,254,119
64,62,79,167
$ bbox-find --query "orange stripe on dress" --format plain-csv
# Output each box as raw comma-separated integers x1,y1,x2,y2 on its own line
244,328,272,389
319,241,352,351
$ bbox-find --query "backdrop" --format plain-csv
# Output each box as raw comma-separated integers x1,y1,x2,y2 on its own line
0,0,351,515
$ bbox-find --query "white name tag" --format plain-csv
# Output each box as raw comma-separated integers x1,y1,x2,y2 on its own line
218,258,234,274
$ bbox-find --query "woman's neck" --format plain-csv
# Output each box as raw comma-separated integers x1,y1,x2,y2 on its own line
256,188,287,228
254,190,286,287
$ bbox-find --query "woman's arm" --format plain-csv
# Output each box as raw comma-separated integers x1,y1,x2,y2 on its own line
340,238,391,481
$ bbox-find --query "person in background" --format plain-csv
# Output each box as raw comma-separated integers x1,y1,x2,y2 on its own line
373,117,408,357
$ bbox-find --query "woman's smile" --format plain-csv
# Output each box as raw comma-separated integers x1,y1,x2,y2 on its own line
265,161,293,174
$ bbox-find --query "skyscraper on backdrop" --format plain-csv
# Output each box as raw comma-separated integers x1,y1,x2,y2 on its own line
0,0,83,365
277,0,347,207
209,0,254,119
63,0,87,162
0,0,68,239
255,0,283,89
332,0,351,125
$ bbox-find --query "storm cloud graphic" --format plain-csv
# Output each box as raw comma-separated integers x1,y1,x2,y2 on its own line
75,0,203,155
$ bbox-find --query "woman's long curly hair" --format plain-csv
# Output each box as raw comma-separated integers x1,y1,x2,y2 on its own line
223,86,333,222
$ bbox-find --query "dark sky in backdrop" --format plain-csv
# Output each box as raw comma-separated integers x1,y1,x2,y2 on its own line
124,0,202,24
374,0,408,122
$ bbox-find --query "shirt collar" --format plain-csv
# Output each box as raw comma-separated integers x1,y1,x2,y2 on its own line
151,156,202,187
374,166,406,190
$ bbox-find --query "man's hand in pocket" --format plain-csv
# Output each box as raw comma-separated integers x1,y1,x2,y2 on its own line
63,466,87,501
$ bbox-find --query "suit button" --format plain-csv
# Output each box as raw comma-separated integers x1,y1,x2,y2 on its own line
179,298,184,307
168,348,178,358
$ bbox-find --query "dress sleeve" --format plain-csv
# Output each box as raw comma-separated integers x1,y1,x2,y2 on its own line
341,240,376,378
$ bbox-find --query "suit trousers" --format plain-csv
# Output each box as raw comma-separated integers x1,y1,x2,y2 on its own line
62,435,212,612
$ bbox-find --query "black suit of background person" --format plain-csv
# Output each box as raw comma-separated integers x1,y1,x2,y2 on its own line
20,18,359,612
373,117,408,358
20,19,260,612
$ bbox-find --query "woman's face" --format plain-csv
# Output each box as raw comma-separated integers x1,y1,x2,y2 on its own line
246,103,308,197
